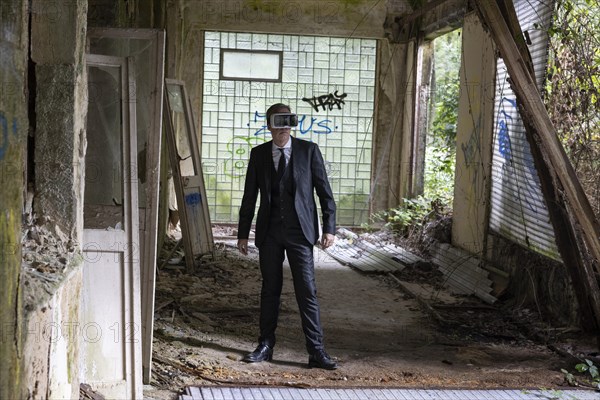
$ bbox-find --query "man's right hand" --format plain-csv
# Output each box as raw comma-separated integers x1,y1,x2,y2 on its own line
237,239,249,255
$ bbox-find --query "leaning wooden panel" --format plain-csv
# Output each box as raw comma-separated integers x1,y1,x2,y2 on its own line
163,92,196,272
87,28,166,384
178,81,215,253
164,80,215,272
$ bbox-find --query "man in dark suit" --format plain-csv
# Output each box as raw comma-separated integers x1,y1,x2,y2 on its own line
237,103,338,370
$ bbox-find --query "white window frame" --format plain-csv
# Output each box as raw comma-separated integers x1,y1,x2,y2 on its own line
220,49,283,82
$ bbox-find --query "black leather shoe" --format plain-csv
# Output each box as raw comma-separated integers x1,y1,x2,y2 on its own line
242,344,273,363
308,349,338,370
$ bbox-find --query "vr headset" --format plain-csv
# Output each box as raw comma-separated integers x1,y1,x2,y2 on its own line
269,113,298,128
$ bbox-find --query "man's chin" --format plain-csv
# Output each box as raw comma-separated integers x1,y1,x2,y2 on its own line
274,134,290,144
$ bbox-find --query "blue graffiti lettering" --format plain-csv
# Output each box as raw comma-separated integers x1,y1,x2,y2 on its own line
253,111,266,122
247,111,269,136
314,119,333,135
502,97,517,108
298,115,316,135
185,192,201,206
497,120,512,162
497,97,515,163
497,96,540,213
252,125,269,136
248,112,335,136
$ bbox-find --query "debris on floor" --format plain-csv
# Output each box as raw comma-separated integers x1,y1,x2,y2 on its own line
144,230,600,400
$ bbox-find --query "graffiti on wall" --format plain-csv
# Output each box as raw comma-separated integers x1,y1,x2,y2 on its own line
496,96,541,213
302,91,347,112
223,135,267,179
223,109,341,178
246,111,338,136
0,112,19,161
497,97,515,164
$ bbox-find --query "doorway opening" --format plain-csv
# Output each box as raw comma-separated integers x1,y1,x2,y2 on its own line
423,29,462,206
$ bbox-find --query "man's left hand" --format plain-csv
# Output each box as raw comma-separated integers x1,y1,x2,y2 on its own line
320,233,336,249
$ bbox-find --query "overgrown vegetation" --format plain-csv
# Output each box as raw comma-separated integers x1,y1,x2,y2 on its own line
562,359,600,389
546,0,600,218
424,28,461,205
369,30,461,236
370,196,449,238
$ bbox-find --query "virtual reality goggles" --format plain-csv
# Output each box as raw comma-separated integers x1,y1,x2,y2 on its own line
269,113,298,128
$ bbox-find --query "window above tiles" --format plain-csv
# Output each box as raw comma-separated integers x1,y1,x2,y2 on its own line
220,49,283,82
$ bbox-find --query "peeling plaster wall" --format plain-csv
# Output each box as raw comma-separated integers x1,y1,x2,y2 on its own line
0,0,28,397
186,0,388,38
31,0,88,241
22,269,83,400
18,0,89,398
411,39,433,196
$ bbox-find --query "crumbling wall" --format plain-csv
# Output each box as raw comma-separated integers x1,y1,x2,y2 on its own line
0,0,28,398
31,0,88,241
19,0,89,397
21,266,82,400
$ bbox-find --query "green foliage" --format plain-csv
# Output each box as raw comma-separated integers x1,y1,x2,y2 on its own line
576,359,600,384
424,146,455,205
562,359,600,389
431,29,461,145
366,31,460,238
546,0,600,218
424,29,462,204
371,196,448,237
561,368,577,386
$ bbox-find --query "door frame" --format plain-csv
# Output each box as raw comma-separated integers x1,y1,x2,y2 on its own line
82,54,141,399
86,28,166,383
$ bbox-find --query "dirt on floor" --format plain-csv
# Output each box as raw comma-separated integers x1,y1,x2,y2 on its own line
144,229,600,400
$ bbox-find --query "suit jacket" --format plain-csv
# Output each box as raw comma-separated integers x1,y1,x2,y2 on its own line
238,136,336,247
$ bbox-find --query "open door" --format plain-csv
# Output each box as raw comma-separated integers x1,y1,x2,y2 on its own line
87,28,165,383
82,54,142,399
164,79,214,271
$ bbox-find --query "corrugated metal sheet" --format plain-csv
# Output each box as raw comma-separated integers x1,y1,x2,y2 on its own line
324,229,425,272
326,231,496,303
181,386,600,400
489,0,561,260
429,242,497,304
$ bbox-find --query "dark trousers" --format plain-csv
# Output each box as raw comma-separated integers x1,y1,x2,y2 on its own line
257,222,324,354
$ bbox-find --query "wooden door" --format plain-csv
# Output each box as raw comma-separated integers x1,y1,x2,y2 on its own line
82,54,142,399
87,27,166,384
